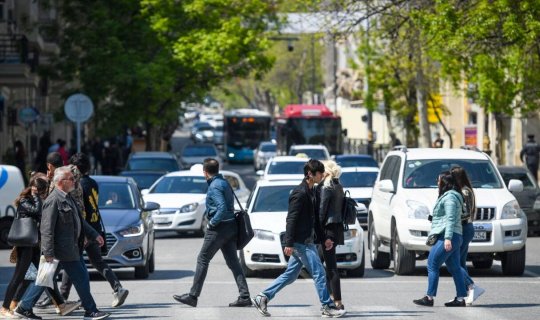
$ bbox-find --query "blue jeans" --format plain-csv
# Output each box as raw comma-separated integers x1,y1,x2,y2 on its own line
19,264,64,311
427,233,467,298
60,256,98,313
460,222,475,288
262,243,333,306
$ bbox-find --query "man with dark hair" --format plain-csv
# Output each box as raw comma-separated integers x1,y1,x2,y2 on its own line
61,153,129,307
252,159,346,318
520,134,539,181
173,158,251,308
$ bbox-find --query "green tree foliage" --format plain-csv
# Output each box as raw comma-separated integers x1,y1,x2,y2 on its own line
420,0,540,115
52,0,279,149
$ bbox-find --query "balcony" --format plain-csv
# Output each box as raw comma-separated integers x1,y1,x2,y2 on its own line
0,34,39,87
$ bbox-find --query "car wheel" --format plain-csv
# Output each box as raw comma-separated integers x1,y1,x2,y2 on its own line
0,218,14,249
148,250,155,273
240,250,256,277
134,258,150,279
369,220,390,269
501,245,526,276
347,246,365,277
392,227,416,275
472,258,493,269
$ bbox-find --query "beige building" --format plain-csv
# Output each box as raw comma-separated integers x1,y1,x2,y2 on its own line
0,0,70,169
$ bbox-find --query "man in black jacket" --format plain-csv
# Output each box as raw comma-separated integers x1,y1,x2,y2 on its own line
60,153,129,308
520,134,539,181
252,159,346,318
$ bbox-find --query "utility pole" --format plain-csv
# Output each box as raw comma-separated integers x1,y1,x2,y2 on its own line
365,17,374,156
311,33,316,104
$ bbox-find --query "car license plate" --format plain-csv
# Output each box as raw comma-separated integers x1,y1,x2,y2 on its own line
473,231,486,241
153,216,170,224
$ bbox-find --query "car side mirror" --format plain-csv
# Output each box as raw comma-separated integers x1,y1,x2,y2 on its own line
141,189,150,195
144,201,160,211
356,203,368,213
508,179,524,193
378,179,395,193
256,170,264,176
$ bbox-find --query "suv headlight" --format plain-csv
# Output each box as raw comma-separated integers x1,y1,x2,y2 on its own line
119,223,144,237
180,203,199,213
500,200,524,219
344,229,358,240
254,229,275,241
407,200,430,219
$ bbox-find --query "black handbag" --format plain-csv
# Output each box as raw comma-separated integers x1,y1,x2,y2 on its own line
7,211,39,247
229,185,254,250
426,233,439,246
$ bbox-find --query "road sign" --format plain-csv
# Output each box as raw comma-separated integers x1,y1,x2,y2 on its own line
64,93,94,122
18,107,40,125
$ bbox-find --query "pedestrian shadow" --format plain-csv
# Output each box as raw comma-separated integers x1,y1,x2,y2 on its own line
473,303,540,308
344,310,433,317
271,304,312,308
111,302,175,310
89,269,194,281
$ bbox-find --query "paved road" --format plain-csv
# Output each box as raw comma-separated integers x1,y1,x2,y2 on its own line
1,235,540,320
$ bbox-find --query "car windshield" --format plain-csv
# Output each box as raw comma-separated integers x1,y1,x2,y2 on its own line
267,161,305,175
337,157,378,168
260,144,276,152
98,183,136,209
127,158,179,172
403,159,502,189
182,146,217,157
500,171,537,190
150,176,208,194
252,185,294,212
290,149,327,160
124,174,162,190
340,172,378,188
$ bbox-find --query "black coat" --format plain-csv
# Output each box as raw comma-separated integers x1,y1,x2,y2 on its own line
284,180,318,247
17,195,42,221
317,179,345,245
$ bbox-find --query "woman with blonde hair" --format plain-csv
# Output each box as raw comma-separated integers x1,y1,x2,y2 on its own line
316,160,345,310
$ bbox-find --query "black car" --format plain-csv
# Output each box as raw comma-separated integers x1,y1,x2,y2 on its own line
498,166,540,236
125,152,180,172
334,154,378,168
118,171,165,190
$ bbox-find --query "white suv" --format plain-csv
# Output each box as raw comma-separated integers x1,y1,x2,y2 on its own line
368,148,527,276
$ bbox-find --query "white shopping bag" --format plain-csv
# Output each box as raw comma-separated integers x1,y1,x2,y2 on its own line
35,255,59,288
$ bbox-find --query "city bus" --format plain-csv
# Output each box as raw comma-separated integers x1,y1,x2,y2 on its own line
224,109,272,163
275,104,343,155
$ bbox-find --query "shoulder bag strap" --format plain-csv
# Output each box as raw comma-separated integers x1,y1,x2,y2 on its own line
226,182,244,212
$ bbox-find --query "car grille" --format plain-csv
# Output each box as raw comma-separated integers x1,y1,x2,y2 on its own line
105,233,117,252
159,209,177,215
474,207,495,220
251,253,280,263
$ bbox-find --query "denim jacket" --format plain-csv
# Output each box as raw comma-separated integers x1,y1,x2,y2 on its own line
429,190,463,240
205,174,235,227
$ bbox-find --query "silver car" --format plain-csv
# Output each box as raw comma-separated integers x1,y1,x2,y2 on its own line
89,176,159,279
254,141,276,171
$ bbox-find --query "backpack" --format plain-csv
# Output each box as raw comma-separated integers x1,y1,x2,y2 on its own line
342,190,358,229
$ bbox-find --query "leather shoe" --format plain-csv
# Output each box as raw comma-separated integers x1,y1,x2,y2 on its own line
444,297,466,307
413,296,434,307
229,297,253,307
173,294,197,307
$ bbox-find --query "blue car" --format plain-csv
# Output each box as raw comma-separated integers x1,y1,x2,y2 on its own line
90,176,159,279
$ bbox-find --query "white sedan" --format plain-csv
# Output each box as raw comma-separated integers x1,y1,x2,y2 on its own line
256,155,308,181
142,166,250,235
240,179,365,277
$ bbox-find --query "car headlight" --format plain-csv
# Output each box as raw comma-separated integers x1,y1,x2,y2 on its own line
344,229,358,240
407,200,430,219
501,200,524,219
254,229,275,241
180,203,199,213
119,223,144,237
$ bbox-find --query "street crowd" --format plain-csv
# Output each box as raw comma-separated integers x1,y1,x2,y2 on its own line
5,136,540,318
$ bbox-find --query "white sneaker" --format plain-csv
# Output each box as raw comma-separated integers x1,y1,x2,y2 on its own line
112,288,129,307
466,285,485,305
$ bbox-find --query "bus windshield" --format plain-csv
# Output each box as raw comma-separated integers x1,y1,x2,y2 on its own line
278,118,342,155
226,116,271,149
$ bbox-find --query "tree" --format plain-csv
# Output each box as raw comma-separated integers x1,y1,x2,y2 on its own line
50,0,279,150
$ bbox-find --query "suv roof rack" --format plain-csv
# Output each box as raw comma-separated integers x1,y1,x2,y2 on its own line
460,145,481,152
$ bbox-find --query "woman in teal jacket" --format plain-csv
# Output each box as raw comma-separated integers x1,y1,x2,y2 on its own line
413,171,468,307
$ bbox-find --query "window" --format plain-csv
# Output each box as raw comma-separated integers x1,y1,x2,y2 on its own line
224,176,240,190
